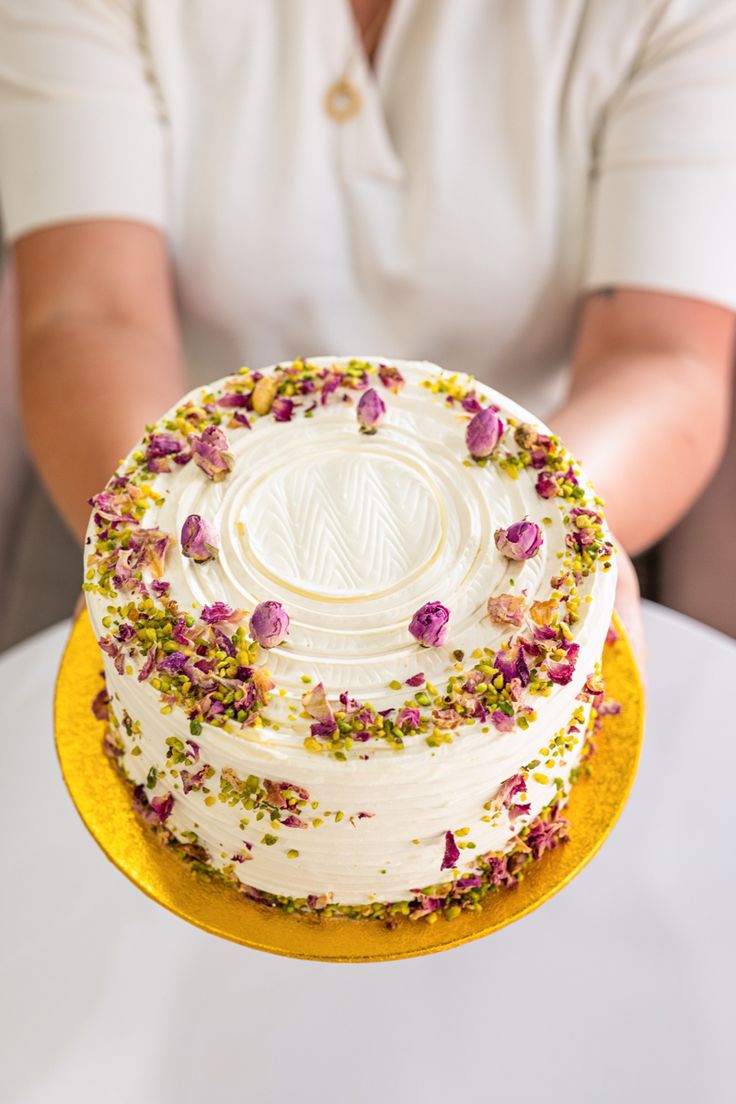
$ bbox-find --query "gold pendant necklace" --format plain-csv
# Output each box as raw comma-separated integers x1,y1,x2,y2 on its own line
324,0,391,123
324,76,363,122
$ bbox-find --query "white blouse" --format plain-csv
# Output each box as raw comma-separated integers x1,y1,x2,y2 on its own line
1,0,736,414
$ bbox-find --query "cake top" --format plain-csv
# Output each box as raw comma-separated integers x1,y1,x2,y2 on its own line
85,357,616,765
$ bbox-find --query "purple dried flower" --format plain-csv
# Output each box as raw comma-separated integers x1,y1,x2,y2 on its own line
98,635,125,675
465,408,504,458
339,691,360,714
272,396,295,422
525,808,569,859
281,814,307,829
405,671,425,687
497,774,526,805
494,520,544,560
535,471,559,499
396,707,421,730
249,601,290,648
302,682,335,727
157,651,189,675
91,688,110,721
440,830,460,871
486,854,516,888
129,528,170,577
408,602,450,648
546,642,580,685
491,709,515,732
486,593,526,627
150,793,174,823
377,363,405,393
200,602,236,625
356,387,386,434
217,392,249,408
311,720,338,738
89,490,137,527
213,627,236,657
321,372,343,404
455,874,483,890
181,514,219,563
138,647,157,683
145,433,183,473
180,766,208,794
150,579,170,598
494,641,530,686
186,739,200,761
172,617,190,645
189,425,234,481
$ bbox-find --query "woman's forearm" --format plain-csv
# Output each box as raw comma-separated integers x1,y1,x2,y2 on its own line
549,350,732,555
20,317,185,541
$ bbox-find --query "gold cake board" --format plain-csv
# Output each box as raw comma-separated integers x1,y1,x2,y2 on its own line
55,611,644,963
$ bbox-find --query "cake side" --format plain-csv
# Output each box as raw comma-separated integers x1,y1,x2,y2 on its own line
85,357,617,912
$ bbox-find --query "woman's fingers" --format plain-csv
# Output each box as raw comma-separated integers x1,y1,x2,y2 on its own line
614,546,646,681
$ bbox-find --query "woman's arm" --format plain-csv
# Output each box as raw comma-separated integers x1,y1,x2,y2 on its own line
14,220,186,541
550,288,735,556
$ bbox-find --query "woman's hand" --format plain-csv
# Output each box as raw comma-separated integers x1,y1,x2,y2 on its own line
613,543,646,681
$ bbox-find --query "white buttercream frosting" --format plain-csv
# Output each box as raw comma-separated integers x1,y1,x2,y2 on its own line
86,357,616,906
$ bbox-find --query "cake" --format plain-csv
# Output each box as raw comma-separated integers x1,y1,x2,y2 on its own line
85,357,617,923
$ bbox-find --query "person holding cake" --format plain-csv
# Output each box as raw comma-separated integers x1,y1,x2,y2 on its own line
2,0,736,666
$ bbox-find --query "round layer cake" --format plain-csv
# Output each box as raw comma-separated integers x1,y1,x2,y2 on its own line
85,357,617,921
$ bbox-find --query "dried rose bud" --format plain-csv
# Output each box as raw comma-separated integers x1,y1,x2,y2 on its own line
181,514,219,562
251,375,278,415
356,388,386,434
408,601,450,648
487,593,526,627
465,408,504,458
494,520,544,560
189,425,234,482
377,363,405,393
249,601,290,648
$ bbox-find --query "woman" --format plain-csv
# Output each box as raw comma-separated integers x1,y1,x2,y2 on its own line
1,0,735,661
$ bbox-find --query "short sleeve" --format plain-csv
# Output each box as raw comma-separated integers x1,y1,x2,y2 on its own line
583,0,736,310
0,0,167,242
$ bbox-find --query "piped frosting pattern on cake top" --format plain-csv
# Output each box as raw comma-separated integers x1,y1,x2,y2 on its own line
85,357,617,911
